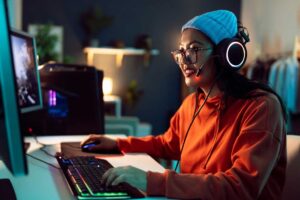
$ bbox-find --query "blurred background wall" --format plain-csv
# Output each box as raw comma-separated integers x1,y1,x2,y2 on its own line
242,0,300,63
18,0,241,134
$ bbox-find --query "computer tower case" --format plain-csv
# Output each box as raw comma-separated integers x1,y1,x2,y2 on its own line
22,63,104,135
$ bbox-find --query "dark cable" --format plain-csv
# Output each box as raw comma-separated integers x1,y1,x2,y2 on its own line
174,72,223,172
174,87,212,171
26,133,60,169
31,133,50,147
29,132,56,157
26,153,60,170
40,145,56,158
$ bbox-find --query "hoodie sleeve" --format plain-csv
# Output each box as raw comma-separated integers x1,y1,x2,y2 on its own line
146,94,286,199
116,93,196,160
117,110,181,160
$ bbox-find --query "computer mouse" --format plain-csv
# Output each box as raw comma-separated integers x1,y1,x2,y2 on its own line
81,141,100,152
81,141,123,154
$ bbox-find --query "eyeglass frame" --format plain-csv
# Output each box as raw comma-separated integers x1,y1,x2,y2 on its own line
171,46,212,65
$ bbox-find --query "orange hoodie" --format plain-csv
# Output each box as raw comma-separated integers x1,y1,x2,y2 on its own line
117,89,286,199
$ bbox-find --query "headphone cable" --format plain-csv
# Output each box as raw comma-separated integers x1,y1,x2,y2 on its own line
174,72,222,172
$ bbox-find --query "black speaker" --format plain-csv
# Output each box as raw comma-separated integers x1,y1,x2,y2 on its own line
215,24,250,71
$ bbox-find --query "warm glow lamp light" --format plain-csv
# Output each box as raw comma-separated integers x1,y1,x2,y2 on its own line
103,77,113,95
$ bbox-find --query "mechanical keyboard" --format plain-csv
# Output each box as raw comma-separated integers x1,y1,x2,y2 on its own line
56,154,145,199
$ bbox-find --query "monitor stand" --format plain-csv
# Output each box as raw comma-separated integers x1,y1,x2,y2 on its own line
0,179,17,200
0,144,29,200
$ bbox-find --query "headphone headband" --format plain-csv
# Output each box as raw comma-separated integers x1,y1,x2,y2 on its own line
237,22,250,44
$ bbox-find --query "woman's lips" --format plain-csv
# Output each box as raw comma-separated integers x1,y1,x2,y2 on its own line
184,68,196,77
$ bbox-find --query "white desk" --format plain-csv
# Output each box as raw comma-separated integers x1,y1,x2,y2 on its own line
0,135,168,200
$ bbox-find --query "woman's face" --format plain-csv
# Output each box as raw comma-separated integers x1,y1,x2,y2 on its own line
178,29,216,88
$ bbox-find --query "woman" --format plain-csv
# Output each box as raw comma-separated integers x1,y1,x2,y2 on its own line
81,10,287,199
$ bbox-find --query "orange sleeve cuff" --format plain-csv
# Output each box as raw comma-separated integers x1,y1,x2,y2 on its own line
147,171,166,196
116,137,131,152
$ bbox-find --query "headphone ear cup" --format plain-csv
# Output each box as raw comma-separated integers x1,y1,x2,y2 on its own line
216,38,247,71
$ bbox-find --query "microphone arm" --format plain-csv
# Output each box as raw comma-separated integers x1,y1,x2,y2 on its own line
196,63,205,77
195,55,218,77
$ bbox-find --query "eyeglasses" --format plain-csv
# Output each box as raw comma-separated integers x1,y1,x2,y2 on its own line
171,47,212,65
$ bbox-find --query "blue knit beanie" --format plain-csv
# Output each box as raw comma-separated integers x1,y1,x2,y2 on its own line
181,10,238,45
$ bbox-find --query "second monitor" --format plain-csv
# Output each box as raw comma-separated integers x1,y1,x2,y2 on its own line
10,29,43,113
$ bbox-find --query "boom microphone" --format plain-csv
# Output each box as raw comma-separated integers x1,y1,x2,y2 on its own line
196,63,205,77
195,55,218,77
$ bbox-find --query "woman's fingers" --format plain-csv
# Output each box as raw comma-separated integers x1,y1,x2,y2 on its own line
103,168,119,187
80,134,99,146
101,166,147,191
111,174,126,186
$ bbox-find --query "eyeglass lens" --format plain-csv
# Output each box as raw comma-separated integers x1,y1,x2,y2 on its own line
174,49,197,65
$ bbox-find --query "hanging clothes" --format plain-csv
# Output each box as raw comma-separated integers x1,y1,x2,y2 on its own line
285,57,300,114
246,58,276,84
268,56,300,114
246,55,300,114
268,59,286,101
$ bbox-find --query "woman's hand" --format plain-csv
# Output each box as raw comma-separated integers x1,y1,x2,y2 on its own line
102,166,147,192
80,134,119,152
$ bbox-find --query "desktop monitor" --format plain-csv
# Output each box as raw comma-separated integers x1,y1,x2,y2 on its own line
10,29,43,113
0,0,42,176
